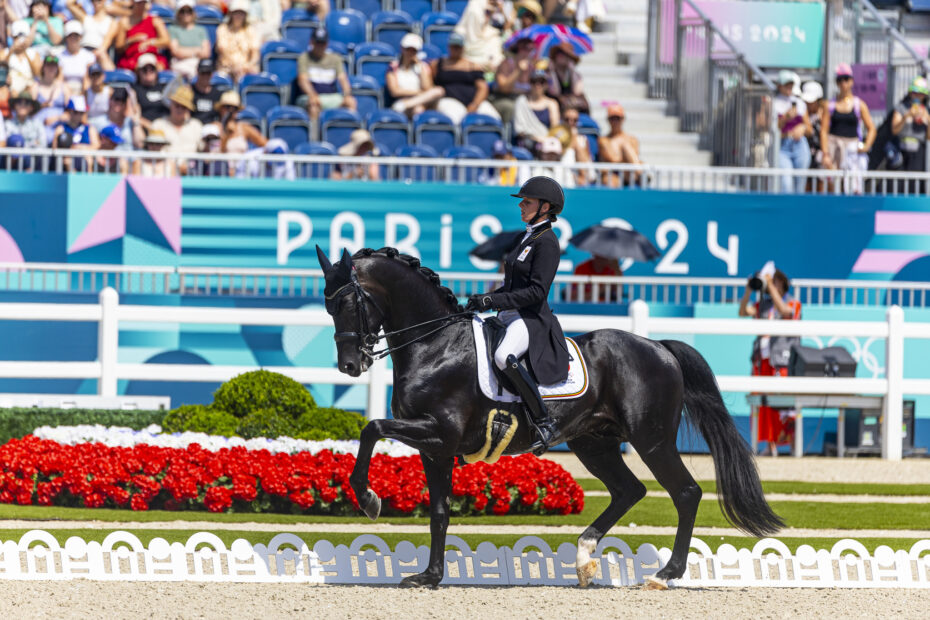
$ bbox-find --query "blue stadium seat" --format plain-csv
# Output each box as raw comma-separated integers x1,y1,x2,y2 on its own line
211,73,235,92
239,73,284,118
419,42,443,62
444,145,485,183
237,106,265,134
149,5,174,20
282,8,318,23
395,0,432,21
354,41,396,87
441,0,467,17
577,113,600,160
397,144,439,181
343,0,383,15
104,69,136,86
281,16,321,50
195,5,223,48
461,113,504,157
327,40,350,57
367,108,410,156
261,40,304,102
326,9,367,51
320,108,363,149
349,75,383,121
267,106,313,151
422,11,458,53
511,145,534,161
413,110,456,157
294,141,337,178
157,70,176,86
371,10,414,51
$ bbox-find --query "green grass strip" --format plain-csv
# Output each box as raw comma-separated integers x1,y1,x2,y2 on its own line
0,529,921,555
577,478,930,497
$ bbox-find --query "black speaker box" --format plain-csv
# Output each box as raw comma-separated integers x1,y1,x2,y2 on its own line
788,345,857,377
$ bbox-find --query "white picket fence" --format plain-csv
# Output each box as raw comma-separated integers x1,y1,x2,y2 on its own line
2,288,929,460
0,531,927,587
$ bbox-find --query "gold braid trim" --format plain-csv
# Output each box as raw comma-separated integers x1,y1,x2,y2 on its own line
462,409,519,465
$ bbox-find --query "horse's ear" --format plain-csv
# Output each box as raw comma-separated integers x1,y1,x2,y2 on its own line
316,245,333,274
335,248,353,282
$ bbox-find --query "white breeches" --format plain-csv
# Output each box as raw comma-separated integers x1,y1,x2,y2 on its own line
494,310,529,370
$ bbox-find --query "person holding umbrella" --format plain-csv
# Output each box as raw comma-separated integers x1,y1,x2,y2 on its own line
545,40,588,114
465,176,569,456
568,223,660,302
572,254,621,302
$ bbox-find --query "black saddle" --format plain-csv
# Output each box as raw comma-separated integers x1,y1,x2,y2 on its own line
482,316,537,396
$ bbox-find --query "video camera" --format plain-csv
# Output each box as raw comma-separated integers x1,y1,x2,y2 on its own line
747,260,776,292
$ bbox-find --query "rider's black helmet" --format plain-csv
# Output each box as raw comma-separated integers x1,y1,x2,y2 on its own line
511,176,565,215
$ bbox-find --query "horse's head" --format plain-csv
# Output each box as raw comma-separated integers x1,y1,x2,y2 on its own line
317,246,384,377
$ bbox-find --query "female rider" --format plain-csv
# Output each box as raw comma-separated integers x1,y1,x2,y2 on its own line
466,176,570,455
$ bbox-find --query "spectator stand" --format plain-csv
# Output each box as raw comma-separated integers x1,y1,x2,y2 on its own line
350,75,384,120
422,11,458,53
371,10,415,51
326,9,368,52
236,106,266,134
395,0,433,22
211,73,235,94
461,113,505,157
158,70,177,87
281,9,322,50
577,113,600,161
294,141,338,178
267,106,313,152
260,40,304,103
194,4,224,49
320,108,364,148
343,0,385,16
396,144,440,181
239,73,284,118
444,144,485,183
414,110,457,156
354,41,396,87
367,108,411,155
104,70,136,90
440,0,467,18
149,5,175,21
419,43,444,63
512,145,533,160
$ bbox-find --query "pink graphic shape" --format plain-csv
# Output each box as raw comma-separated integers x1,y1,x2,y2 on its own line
0,225,24,263
68,179,127,254
852,249,927,273
875,211,930,236
127,176,182,254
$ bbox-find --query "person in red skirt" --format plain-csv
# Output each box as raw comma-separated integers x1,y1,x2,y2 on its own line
739,265,802,455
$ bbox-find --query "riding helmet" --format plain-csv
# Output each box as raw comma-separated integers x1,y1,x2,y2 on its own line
511,176,565,213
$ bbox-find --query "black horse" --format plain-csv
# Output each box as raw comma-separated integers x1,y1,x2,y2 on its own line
317,246,783,589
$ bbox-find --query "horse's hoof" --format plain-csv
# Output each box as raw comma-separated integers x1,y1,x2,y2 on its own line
399,573,440,588
359,490,381,521
576,560,598,588
643,576,668,590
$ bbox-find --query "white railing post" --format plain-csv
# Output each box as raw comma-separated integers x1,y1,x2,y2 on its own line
630,299,650,338
883,305,904,461
97,287,119,397
367,357,389,420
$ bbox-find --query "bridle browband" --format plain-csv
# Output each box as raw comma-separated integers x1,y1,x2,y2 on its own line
325,268,472,362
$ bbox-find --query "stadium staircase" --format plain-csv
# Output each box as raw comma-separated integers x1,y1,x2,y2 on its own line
579,0,713,166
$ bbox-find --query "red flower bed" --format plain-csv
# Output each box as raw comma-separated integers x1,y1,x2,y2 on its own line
0,436,584,516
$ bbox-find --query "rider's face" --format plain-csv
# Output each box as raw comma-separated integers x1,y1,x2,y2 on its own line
519,197,548,223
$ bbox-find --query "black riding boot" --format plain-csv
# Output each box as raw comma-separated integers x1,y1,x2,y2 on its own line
502,354,555,456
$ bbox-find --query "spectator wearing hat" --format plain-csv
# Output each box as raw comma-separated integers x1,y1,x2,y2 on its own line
215,89,265,156
515,0,544,29
133,128,177,176
83,61,109,122
166,0,209,80
524,134,574,188
800,81,825,170
490,33,536,125
34,54,71,143
545,40,588,114
215,0,260,83
190,59,220,125
556,103,591,185
53,94,99,150
454,0,511,73
481,138,527,186
514,67,558,151
5,90,45,146
65,0,118,69
91,86,143,150
152,84,202,164
820,63,875,187
131,52,165,129
192,122,227,176
890,76,930,175
296,27,355,121
59,20,96,92
95,123,130,173
773,69,812,194
332,128,379,181
19,0,64,54
598,103,642,187
0,21,41,95
115,0,169,72
1,134,30,170
386,33,442,118
431,32,500,124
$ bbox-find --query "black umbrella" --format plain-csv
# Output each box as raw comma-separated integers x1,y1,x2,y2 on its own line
469,230,524,261
569,225,660,262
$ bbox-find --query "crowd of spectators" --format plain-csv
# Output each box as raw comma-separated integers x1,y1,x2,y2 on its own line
0,0,635,182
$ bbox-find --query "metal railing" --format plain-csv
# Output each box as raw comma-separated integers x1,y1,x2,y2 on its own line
4,262,930,308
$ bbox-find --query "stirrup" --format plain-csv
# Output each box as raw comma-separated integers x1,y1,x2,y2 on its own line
529,421,554,456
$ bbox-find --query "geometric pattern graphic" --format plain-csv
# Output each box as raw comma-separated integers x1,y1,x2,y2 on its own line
0,224,24,263
851,210,930,279
1,531,928,587
68,176,181,256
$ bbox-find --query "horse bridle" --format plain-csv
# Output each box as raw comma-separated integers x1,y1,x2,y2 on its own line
324,269,473,362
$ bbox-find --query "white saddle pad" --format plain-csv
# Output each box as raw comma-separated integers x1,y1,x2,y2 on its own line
472,317,589,403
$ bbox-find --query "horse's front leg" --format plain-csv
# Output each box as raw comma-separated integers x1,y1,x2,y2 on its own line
350,417,445,520
400,454,454,588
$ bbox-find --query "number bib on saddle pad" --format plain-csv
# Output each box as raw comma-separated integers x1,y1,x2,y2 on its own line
471,317,589,402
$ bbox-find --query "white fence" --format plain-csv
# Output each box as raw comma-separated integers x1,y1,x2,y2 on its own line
5,262,930,309
2,288,928,460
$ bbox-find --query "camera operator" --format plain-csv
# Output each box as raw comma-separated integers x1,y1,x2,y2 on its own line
739,265,802,456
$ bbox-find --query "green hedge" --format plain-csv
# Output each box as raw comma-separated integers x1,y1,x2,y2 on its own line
0,408,167,444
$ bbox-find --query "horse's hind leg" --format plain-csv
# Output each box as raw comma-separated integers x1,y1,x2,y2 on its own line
636,442,702,589
568,435,647,588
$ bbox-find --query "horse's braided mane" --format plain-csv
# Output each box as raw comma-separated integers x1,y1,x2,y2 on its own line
353,247,464,312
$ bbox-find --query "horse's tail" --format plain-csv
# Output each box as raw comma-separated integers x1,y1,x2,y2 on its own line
660,339,784,537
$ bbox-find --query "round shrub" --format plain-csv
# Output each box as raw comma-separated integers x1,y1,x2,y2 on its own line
295,407,366,441
212,370,316,419
162,404,210,434
237,408,297,440
183,409,239,437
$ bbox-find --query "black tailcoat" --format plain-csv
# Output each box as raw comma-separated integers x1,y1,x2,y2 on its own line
489,222,569,385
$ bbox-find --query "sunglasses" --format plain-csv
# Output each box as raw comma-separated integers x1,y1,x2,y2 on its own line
141,65,157,72
608,115,625,121
564,116,578,123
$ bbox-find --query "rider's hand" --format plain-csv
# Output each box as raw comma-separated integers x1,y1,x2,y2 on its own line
465,294,494,312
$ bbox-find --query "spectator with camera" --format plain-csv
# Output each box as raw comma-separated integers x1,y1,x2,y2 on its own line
890,76,930,176
739,262,802,456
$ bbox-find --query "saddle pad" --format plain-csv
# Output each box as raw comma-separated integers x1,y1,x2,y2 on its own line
472,317,589,403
